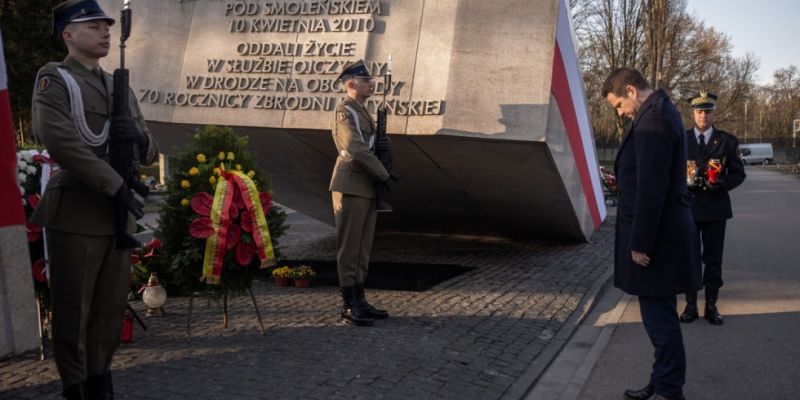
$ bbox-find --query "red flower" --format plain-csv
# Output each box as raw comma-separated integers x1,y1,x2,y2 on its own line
144,238,162,258
130,253,141,265
32,259,47,283
235,239,255,266
191,192,213,216
226,224,241,250
26,223,42,242
240,210,253,233
260,192,272,214
27,194,40,209
189,217,214,238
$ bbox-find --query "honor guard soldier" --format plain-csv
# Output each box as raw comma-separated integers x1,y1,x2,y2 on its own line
680,91,746,325
330,60,392,326
31,1,158,398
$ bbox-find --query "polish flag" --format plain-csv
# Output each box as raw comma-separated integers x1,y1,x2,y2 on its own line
550,0,607,229
0,28,26,227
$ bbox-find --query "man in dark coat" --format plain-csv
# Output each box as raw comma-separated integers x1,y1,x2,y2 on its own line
603,68,701,400
679,91,746,325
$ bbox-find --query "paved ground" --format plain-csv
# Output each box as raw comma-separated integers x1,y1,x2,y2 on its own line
530,166,800,400
0,203,614,399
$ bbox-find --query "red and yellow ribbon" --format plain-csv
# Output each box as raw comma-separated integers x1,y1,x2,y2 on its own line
200,164,276,284
228,170,276,267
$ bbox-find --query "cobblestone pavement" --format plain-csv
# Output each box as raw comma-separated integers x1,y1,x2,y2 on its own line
1,209,613,400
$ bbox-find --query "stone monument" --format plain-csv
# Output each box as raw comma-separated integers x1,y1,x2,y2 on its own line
100,0,606,241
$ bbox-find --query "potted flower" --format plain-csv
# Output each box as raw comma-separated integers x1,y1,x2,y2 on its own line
291,265,316,288
272,266,292,287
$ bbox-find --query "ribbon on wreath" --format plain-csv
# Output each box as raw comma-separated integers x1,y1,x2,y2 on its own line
200,165,276,284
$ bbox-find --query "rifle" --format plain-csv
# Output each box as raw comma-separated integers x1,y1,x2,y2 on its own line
374,56,399,212
109,0,147,249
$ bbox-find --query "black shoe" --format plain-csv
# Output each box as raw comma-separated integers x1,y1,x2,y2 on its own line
355,283,389,319
62,382,87,400
376,200,393,213
679,304,699,323
87,372,113,400
340,286,373,326
704,303,724,325
624,384,653,400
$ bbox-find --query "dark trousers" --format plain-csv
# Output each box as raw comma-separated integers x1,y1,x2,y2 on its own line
639,295,686,398
48,230,130,388
696,219,726,289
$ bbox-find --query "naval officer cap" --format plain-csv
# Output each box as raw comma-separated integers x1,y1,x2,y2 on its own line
53,0,115,36
337,60,372,82
688,91,718,110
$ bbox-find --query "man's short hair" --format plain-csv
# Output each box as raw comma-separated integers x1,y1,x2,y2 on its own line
601,68,651,98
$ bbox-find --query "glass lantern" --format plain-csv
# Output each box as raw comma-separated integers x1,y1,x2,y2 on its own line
142,273,167,316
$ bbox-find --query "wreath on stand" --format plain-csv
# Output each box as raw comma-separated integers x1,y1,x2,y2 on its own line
151,126,287,312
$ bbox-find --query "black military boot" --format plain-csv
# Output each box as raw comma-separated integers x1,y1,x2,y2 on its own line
355,282,389,319
679,291,699,323
62,382,87,400
87,372,113,400
340,286,373,326
704,287,724,325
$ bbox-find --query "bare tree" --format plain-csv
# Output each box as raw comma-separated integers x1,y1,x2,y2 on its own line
571,0,760,152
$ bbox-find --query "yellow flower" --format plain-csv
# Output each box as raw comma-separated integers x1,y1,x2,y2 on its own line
226,152,235,161
189,167,199,176
180,198,190,206
247,170,255,178
213,167,222,176
217,151,225,160
196,153,207,163
209,176,217,185
236,164,243,171
180,179,190,189
140,174,147,180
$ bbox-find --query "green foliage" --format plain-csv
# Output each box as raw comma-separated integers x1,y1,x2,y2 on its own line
151,126,287,297
1,0,68,142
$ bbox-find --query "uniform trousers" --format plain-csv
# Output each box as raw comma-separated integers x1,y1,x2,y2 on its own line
332,192,377,287
695,219,726,289
639,295,686,399
47,229,130,388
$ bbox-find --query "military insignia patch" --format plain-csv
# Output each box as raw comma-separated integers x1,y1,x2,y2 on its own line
336,112,347,122
38,77,50,92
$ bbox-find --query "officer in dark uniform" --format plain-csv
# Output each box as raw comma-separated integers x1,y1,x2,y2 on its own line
330,60,391,327
679,91,746,326
31,1,158,398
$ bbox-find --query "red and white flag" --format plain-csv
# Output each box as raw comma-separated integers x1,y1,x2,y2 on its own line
550,0,607,228
0,28,26,227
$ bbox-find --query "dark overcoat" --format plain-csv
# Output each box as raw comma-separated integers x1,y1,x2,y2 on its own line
686,127,746,221
614,89,702,297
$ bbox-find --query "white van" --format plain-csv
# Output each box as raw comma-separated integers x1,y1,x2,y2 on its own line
738,143,774,165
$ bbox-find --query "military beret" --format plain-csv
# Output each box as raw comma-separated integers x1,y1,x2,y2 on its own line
53,0,115,36
337,59,372,82
688,91,718,110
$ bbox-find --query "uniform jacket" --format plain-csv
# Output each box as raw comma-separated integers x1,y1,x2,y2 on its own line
329,96,389,198
614,89,702,297
686,127,746,221
31,56,158,236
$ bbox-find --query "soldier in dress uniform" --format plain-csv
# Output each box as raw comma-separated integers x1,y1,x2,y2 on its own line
330,60,391,327
679,91,746,326
30,1,158,398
